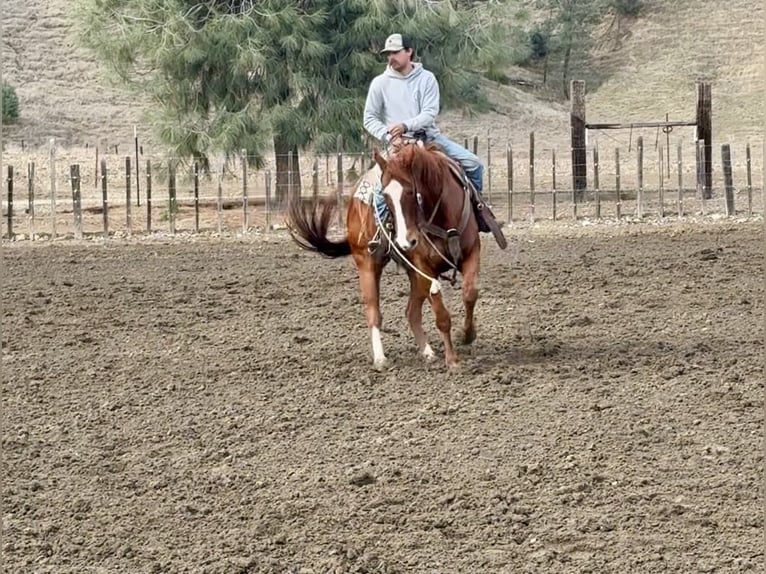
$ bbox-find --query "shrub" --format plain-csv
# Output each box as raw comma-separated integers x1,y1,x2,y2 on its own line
611,0,643,16
2,82,19,123
528,29,550,61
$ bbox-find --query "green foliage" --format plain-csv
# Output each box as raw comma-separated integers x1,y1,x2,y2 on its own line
73,0,526,162
2,82,20,123
611,0,643,16
528,28,550,61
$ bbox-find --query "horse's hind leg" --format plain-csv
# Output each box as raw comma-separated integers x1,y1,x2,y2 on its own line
460,248,480,345
354,253,387,369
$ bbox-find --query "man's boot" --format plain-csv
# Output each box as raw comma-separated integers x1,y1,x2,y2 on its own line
466,182,494,233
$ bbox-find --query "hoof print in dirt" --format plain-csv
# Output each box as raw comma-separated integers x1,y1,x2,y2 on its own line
348,471,377,487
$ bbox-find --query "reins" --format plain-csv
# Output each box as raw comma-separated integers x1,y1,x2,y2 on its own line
371,146,474,292
411,162,473,285
372,191,442,295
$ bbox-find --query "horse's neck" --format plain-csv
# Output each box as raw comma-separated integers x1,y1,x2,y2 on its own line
418,159,466,220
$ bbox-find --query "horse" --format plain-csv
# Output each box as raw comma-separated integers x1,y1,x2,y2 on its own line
287,142,497,369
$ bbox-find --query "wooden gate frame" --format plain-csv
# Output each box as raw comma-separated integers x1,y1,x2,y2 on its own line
570,80,712,199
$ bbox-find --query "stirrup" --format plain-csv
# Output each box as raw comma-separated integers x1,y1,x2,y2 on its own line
368,225,389,256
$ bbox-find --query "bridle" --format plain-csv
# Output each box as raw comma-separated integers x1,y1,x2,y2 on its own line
384,143,474,286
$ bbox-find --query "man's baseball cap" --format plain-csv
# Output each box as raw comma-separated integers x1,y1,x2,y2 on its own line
380,33,412,54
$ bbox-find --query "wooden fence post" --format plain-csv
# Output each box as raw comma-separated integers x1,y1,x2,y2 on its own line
658,145,664,218
636,136,644,219
721,144,734,216
134,127,141,206
745,143,753,216
6,166,13,239
101,158,109,239
49,138,57,239
241,149,248,233
27,162,35,239
287,150,294,204
696,139,706,214
265,170,272,231
193,162,200,233
217,161,224,234
146,160,152,232
615,148,621,219
529,132,535,222
168,161,177,235
70,165,83,239
336,135,343,230
593,146,600,219
125,156,132,235
570,80,587,201
506,144,513,223
696,81,712,198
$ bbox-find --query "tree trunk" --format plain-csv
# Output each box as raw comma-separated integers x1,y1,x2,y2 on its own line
273,134,302,207
561,41,572,99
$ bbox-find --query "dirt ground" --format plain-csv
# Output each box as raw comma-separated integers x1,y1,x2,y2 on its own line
2,218,763,573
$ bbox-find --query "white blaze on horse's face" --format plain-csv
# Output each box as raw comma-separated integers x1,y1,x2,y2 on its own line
383,178,415,251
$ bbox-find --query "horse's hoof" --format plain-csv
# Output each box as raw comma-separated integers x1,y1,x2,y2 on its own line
462,327,477,345
372,358,388,371
445,357,461,370
422,344,436,362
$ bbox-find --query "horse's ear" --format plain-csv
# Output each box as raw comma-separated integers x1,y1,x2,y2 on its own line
373,147,387,171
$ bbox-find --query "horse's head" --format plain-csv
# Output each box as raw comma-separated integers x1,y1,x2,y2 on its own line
374,143,452,252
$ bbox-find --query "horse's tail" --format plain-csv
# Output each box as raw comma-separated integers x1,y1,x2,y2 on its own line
287,196,351,258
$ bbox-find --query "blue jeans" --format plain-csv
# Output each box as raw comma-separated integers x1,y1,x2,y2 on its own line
430,134,484,195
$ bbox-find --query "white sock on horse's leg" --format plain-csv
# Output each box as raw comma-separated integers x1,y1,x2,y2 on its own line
371,326,387,367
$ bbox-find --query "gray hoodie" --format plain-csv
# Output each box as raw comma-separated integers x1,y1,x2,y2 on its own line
363,62,441,143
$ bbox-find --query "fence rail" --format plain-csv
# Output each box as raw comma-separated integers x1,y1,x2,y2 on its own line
2,136,763,241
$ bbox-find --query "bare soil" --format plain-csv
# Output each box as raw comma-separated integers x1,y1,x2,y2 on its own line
2,220,763,573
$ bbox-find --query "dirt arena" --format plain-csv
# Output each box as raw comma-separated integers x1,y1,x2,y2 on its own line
2,218,763,573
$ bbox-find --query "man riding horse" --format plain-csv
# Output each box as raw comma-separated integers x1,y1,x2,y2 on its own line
363,33,505,250
287,34,508,368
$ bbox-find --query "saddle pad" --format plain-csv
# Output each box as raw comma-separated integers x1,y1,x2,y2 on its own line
353,164,389,222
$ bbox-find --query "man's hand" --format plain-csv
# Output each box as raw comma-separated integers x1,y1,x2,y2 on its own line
387,122,407,138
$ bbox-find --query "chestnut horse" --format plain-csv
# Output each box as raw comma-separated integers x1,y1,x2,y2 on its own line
288,143,491,369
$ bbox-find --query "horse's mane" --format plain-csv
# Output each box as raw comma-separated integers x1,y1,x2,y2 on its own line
387,144,454,197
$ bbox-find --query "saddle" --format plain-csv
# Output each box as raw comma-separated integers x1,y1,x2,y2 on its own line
440,156,507,251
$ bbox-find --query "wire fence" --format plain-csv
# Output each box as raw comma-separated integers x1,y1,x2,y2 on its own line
2,134,762,241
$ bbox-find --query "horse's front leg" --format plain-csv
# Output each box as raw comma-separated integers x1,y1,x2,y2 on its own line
354,253,386,369
460,247,480,345
406,274,436,362
414,275,458,368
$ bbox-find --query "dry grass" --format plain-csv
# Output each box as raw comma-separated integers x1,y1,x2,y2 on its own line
1,0,763,160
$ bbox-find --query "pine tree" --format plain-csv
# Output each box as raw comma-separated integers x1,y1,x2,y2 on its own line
2,82,20,123
75,0,521,201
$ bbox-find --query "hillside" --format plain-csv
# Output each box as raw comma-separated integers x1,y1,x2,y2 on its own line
1,0,145,150
1,0,763,153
